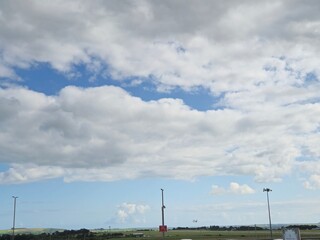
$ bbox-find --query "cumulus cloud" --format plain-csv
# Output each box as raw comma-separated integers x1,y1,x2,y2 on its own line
0,1,320,185
117,203,150,223
0,84,319,183
229,182,255,194
1,0,320,92
211,182,255,195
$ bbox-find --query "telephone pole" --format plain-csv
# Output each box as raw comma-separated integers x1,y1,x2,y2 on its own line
12,196,18,240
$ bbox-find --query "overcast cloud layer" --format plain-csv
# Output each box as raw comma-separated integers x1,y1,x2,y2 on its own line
1,0,320,187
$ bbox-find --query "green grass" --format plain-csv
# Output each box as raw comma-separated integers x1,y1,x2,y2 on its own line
105,229,320,240
2,228,320,240
133,229,279,240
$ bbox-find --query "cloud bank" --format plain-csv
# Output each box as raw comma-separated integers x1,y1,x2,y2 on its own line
1,0,320,91
0,85,319,184
0,1,320,186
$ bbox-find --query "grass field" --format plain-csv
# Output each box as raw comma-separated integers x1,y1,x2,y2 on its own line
2,228,320,240
95,229,320,240
122,229,277,240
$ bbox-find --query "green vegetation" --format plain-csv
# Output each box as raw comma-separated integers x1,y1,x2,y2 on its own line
0,229,64,235
1,226,320,240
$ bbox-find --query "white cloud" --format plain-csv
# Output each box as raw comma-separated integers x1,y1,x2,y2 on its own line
117,203,150,223
0,84,319,184
2,1,320,109
211,182,255,195
0,164,65,184
0,1,320,185
1,0,320,93
229,182,255,194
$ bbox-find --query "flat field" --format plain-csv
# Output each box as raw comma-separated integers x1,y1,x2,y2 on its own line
2,228,320,240
110,229,320,240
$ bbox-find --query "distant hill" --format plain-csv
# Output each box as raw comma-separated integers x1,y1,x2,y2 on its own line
0,228,65,235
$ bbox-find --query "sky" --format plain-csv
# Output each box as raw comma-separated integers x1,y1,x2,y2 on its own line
1,0,320,230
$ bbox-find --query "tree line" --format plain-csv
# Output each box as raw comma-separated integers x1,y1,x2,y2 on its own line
172,224,319,231
172,225,265,231
0,229,125,240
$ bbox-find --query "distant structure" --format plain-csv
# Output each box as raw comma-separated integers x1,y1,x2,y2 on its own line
132,233,144,238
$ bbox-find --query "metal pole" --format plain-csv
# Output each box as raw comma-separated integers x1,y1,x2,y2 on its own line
255,224,257,240
263,188,273,240
12,196,18,240
161,188,165,240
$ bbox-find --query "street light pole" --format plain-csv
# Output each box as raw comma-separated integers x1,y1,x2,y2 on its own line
161,188,165,240
12,196,18,240
263,188,273,240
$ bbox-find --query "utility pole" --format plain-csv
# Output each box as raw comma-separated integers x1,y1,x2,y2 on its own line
160,188,166,240
12,196,18,240
263,188,273,240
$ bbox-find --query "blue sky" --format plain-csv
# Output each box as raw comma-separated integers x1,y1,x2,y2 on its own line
1,0,320,230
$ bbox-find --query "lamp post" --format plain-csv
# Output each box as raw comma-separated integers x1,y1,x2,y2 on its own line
161,188,166,240
12,196,18,240
263,188,273,240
